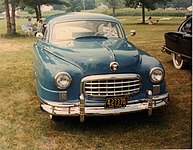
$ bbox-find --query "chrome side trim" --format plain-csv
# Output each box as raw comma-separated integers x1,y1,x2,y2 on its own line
81,74,140,82
162,46,192,60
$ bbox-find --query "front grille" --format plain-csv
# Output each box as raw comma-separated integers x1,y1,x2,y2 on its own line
82,74,141,97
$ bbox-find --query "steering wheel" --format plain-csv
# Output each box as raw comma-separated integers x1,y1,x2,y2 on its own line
93,32,100,36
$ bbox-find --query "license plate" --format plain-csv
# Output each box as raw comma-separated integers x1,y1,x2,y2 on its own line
105,97,128,108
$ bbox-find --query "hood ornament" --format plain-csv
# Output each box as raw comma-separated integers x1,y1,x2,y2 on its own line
110,62,119,72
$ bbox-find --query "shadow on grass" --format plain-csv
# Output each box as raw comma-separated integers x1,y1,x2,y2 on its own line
0,32,35,39
46,91,191,133
123,22,182,26
166,60,192,73
49,106,171,133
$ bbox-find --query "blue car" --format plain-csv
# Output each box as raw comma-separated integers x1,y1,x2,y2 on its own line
33,12,169,122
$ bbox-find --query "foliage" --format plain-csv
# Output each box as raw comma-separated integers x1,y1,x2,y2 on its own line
19,0,69,20
24,7,35,14
19,0,69,7
52,4,66,11
124,0,174,23
104,0,125,16
104,0,125,8
61,0,95,12
172,0,192,8
65,0,83,12
0,0,4,13
85,0,96,10
156,0,174,9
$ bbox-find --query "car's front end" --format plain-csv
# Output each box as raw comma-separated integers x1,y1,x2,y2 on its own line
40,71,169,122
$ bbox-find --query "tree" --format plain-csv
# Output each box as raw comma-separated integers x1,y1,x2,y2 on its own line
85,0,96,10
4,0,16,34
104,0,124,17
65,0,95,12
65,0,83,12
172,0,192,8
19,0,69,21
125,0,156,23
4,0,69,35
11,0,16,34
0,0,5,12
125,0,173,24
4,0,11,34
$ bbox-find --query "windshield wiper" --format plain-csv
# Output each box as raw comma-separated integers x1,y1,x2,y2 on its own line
75,36,108,40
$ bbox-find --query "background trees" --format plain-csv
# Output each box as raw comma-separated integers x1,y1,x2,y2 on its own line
65,0,83,12
4,0,17,34
172,0,191,8
104,0,124,17
65,0,96,12
125,0,174,24
2,0,191,35
3,0,69,35
19,0,69,21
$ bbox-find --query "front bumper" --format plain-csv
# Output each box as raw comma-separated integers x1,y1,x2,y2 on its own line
40,90,169,122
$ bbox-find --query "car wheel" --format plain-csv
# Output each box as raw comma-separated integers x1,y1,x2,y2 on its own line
172,53,185,69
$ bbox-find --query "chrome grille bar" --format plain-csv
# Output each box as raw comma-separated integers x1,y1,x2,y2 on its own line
85,80,140,85
81,74,141,98
85,83,140,89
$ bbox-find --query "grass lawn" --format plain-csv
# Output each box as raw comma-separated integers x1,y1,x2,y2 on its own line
0,15,192,149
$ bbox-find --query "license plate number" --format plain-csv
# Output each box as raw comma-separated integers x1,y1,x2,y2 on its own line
105,97,128,108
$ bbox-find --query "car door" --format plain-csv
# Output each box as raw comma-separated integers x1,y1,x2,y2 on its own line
178,17,192,57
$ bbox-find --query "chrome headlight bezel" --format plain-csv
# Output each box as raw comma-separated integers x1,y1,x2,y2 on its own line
149,67,165,83
54,72,72,89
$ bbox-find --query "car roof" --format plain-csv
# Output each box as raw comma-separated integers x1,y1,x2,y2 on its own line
44,12,120,24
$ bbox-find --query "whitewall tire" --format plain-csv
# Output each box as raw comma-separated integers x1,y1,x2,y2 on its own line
172,53,185,69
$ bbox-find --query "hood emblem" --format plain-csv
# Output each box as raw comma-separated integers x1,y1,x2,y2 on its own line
110,62,119,72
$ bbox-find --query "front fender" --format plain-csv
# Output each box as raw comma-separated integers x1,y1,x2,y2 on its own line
33,47,84,102
137,50,166,94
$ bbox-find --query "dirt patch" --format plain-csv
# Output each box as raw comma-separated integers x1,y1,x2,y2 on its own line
0,41,24,52
0,38,33,52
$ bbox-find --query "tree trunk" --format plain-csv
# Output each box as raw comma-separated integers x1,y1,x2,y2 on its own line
112,6,115,17
11,0,16,34
35,5,42,22
38,4,42,19
5,0,11,34
142,0,145,24
35,6,40,21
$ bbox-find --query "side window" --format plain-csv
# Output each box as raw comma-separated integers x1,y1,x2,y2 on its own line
181,19,192,34
41,24,47,35
42,27,48,41
115,24,123,38
97,22,123,38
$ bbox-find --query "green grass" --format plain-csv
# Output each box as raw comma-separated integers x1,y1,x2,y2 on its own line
0,15,192,149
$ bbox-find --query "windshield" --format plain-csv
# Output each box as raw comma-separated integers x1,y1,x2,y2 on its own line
51,20,124,42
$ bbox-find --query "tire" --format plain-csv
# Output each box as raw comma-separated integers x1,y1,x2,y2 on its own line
172,53,186,69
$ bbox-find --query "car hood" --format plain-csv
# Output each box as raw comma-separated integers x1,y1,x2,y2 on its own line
47,38,141,74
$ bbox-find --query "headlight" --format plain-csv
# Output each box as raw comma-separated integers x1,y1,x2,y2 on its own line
54,72,72,89
149,67,164,83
